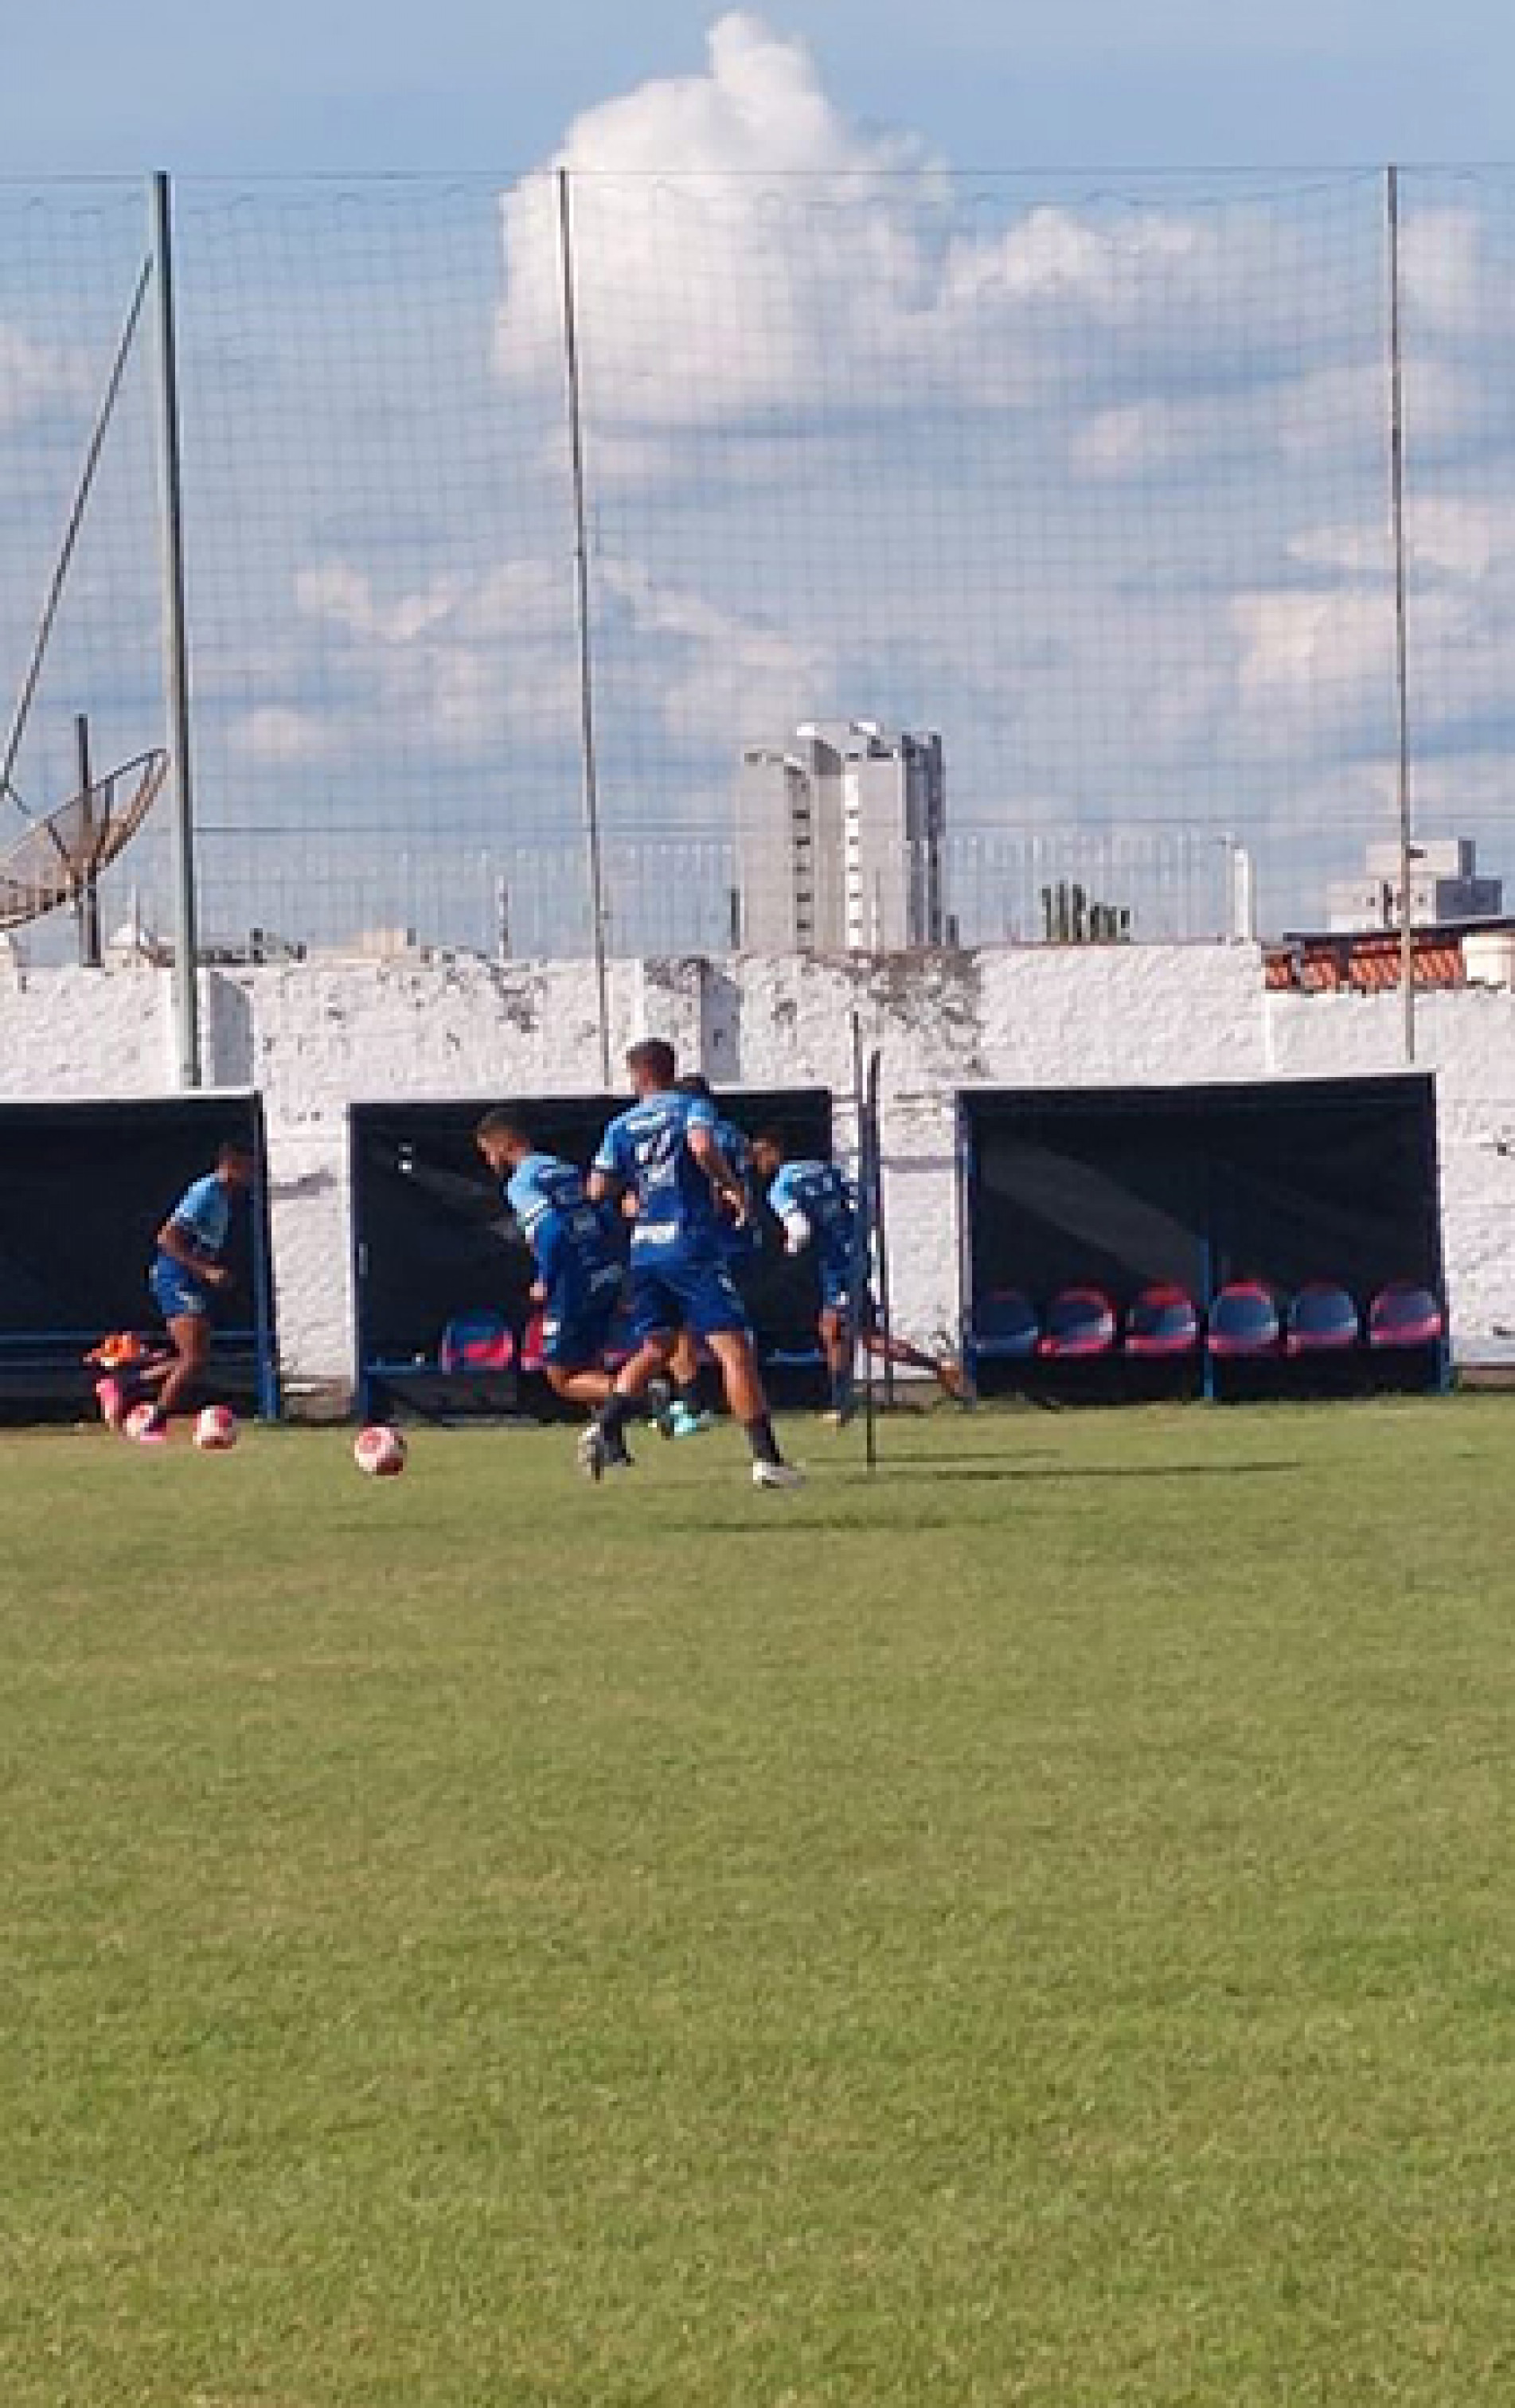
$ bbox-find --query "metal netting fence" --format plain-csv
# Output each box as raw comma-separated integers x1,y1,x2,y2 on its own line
2,166,1514,978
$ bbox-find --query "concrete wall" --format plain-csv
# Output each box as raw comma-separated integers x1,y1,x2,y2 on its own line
2,945,1511,1396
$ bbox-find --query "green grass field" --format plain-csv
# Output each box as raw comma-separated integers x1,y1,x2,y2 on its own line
2,1398,1513,2406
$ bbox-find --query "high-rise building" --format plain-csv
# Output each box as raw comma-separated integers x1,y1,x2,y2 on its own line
1326,836,1503,932
736,721,947,953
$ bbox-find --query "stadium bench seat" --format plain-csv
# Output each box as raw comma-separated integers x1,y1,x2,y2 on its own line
1206,1281,1280,1357
1368,1283,1445,1348
1124,1284,1200,1357
1038,1286,1117,1360
1286,1282,1361,1355
438,1311,516,1374
972,1287,1041,1360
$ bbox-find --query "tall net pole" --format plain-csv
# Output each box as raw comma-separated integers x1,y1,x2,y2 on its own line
556,167,611,1085
148,170,201,1088
1387,163,1415,1066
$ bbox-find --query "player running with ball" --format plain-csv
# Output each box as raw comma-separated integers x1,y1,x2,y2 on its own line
96,1138,256,1440
750,1130,966,1423
584,1040,802,1490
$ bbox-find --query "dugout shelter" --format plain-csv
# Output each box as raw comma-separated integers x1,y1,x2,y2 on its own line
959,1074,1447,1400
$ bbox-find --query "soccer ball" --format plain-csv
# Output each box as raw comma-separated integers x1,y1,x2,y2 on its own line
193,1405,238,1452
123,1402,163,1444
354,1424,407,1478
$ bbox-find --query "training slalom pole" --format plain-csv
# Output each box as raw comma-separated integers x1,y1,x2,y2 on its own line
850,1013,878,1474
867,1043,895,1415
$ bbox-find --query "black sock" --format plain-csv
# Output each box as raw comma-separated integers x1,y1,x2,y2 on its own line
599,1391,636,1443
744,1413,782,1466
676,1380,702,1415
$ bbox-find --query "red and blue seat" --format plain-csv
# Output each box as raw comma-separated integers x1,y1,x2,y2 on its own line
1286,1282,1360,1355
439,1310,517,1375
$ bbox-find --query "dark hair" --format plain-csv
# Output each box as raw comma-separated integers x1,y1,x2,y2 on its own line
474,1107,532,1148
752,1127,791,1157
675,1072,713,1100
627,1038,677,1085
217,1137,255,1166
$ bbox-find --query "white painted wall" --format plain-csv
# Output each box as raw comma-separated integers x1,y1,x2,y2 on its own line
1,946,1507,1398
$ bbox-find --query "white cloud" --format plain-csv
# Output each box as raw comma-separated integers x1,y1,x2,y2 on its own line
495,14,1357,441
0,324,88,433
1400,207,1489,338
229,704,337,767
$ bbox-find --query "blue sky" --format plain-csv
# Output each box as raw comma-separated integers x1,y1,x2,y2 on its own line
7,1,1511,177
5,9,1515,958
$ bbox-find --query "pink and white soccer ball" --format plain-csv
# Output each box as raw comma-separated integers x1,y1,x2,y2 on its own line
193,1405,238,1452
354,1423,407,1478
123,1402,163,1444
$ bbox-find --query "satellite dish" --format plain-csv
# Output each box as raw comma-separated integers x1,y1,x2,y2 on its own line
0,747,168,934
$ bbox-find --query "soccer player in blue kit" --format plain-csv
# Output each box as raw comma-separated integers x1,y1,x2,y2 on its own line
97,1138,256,1438
474,1111,632,1449
585,1040,802,1489
751,1130,966,1421
658,1072,763,1441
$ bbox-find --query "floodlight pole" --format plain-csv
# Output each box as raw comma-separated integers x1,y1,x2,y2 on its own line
1387,164,1415,1066
148,170,201,1088
556,168,612,1087
75,713,101,967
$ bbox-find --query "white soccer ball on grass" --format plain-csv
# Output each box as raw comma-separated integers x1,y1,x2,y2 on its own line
354,1424,407,1478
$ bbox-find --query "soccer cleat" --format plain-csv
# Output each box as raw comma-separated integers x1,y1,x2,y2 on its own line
576,1423,608,1483
752,1459,804,1492
95,1376,126,1432
822,1403,857,1431
668,1404,715,1440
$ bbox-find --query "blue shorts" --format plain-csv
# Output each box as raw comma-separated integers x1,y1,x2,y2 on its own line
540,1265,623,1371
627,1246,749,1343
150,1258,211,1323
818,1251,853,1312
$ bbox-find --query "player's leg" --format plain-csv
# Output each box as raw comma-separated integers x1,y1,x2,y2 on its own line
581,1269,674,1480
861,1326,968,1400
816,1252,857,1423
145,1310,211,1431
539,1281,617,1415
683,1260,802,1489
665,1328,713,1439
125,1262,210,1434
818,1302,854,1423
545,1363,614,1409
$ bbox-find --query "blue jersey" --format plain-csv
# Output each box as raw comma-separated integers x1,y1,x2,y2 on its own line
594,1090,724,1255
714,1117,761,1260
768,1160,855,1262
505,1153,623,1288
170,1173,231,1259
150,1171,232,1315
153,1173,230,1278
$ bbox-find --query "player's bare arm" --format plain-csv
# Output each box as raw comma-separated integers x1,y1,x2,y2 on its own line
688,1126,746,1218
156,1217,230,1287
